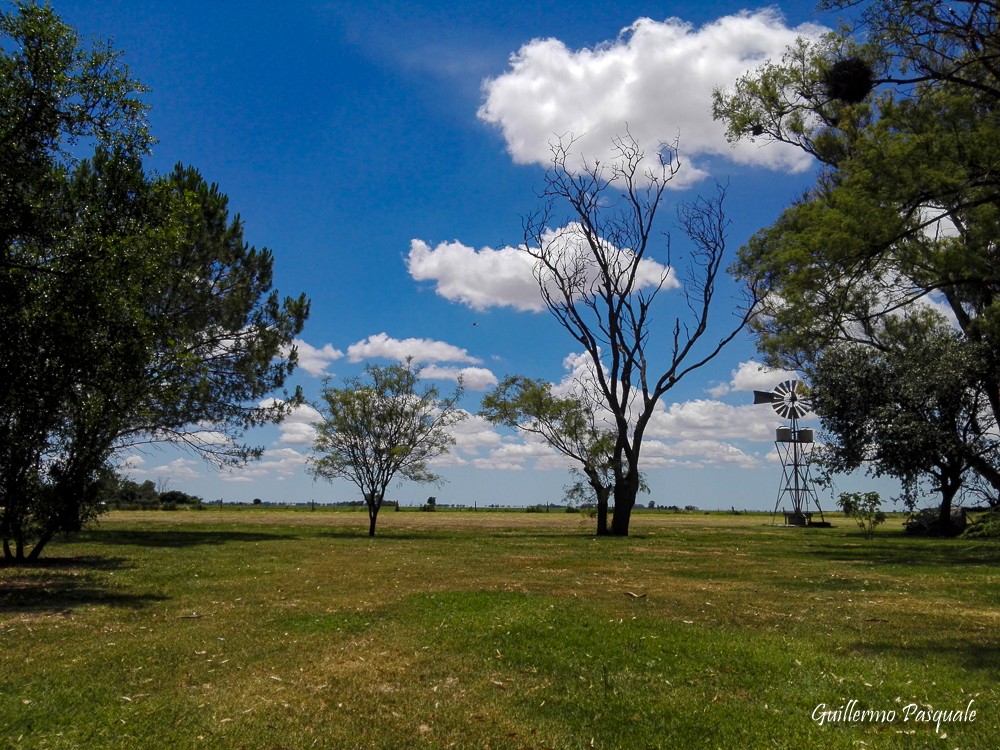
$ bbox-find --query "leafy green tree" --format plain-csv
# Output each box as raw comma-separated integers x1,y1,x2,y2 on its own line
810,321,993,527
0,3,308,561
0,0,151,254
309,361,466,537
712,0,1000,501
482,376,612,532
159,490,203,507
480,375,646,535
0,0,150,560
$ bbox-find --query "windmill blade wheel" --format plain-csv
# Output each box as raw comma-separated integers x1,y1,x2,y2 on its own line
771,379,812,420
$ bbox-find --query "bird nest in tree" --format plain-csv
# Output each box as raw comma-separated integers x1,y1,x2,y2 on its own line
823,57,874,104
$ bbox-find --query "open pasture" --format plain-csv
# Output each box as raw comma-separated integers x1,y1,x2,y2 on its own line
1,509,998,749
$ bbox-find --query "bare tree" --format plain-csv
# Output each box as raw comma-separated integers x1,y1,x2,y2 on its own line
523,133,758,535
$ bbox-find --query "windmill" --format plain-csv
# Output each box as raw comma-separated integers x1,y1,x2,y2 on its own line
753,380,825,526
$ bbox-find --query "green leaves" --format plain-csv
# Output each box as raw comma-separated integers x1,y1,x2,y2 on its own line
837,491,886,539
714,0,1000,508
309,361,466,535
0,3,307,560
810,323,991,507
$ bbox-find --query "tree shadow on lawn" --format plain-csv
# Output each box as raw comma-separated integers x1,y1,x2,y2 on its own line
314,528,618,542
78,528,298,548
850,637,1000,674
0,556,167,615
803,538,1000,569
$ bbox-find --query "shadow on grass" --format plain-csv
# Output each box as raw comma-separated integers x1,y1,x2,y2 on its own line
850,639,1000,673
314,528,615,542
78,529,297,548
0,558,167,614
0,554,126,571
804,538,1000,569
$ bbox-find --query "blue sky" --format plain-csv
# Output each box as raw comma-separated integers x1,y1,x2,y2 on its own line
54,0,896,510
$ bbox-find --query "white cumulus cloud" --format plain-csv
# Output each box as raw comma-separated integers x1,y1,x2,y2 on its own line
408,223,675,312
147,457,202,481
347,332,482,364
422,364,499,391
707,360,800,397
642,438,761,469
289,338,344,377
479,11,824,184
647,398,776,442
408,239,543,312
259,399,323,446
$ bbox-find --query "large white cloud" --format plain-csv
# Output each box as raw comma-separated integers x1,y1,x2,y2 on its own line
346,332,482,364
479,11,824,184
449,411,504,452
288,338,344,377
646,398,776,442
642,438,760,469
707,359,800,397
145,457,202,481
473,438,564,471
408,224,676,312
408,238,544,312
421,364,498,391
270,401,324,447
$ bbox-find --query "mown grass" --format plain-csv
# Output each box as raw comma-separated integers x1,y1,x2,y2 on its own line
1,508,998,749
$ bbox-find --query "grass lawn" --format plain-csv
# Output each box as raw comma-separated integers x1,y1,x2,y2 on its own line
1,508,998,749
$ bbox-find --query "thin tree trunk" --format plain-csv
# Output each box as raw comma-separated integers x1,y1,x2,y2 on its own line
596,488,610,536
586,471,611,536
368,504,379,537
27,526,56,561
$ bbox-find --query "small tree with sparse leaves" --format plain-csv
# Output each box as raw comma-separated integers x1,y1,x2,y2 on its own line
838,491,886,540
309,360,465,537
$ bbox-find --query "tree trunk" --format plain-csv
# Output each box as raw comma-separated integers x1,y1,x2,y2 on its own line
967,452,1000,497
366,491,385,537
585,470,611,536
27,526,56,561
610,470,640,536
596,487,610,536
937,465,963,534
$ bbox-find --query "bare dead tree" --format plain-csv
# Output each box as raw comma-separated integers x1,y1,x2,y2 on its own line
523,133,759,535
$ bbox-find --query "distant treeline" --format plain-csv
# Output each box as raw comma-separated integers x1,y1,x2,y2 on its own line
99,477,205,510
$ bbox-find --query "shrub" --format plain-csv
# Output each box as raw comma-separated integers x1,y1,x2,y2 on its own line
961,508,1000,539
838,491,886,539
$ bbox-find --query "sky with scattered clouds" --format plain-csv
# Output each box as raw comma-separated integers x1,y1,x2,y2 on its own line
56,0,898,509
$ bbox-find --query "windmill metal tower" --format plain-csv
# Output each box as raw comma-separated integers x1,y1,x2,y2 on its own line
753,380,825,526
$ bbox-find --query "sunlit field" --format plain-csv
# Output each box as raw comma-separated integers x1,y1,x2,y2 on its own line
2,508,997,749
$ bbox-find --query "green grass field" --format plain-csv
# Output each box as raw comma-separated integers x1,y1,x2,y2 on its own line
2,508,998,749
